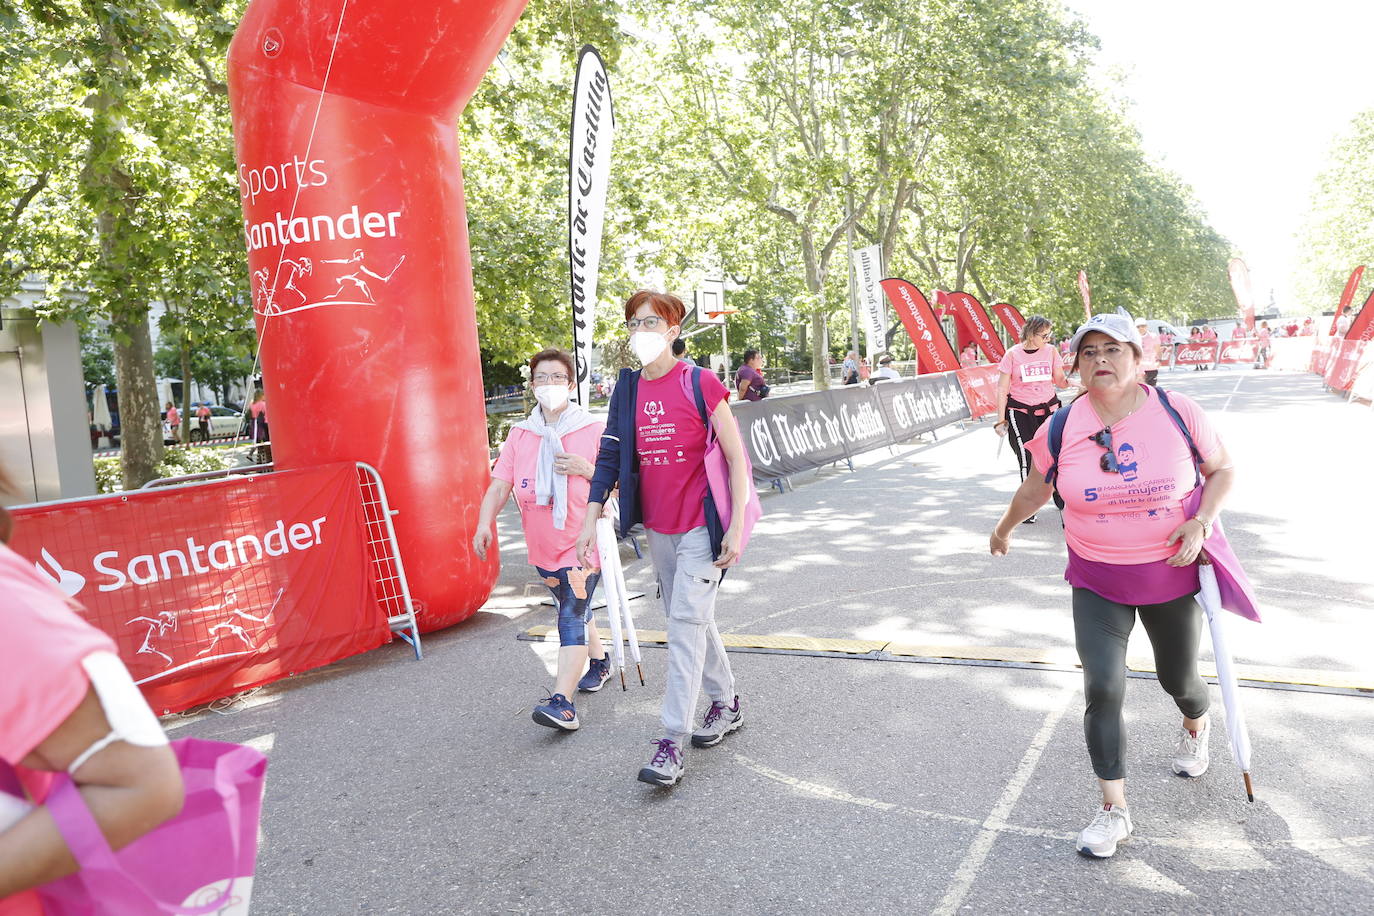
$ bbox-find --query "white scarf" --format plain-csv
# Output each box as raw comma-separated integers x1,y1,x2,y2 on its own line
512,402,599,529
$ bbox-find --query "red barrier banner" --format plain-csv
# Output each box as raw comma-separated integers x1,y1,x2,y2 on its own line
1324,339,1367,391
1218,339,1257,364
1346,289,1374,342
947,292,1006,362
955,365,1001,419
8,464,389,714
991,302,1025,339
1331,265,1365,336
1228,258,1256,333
1311,338,1332,375
1174,342,1218,366
881,278,959,374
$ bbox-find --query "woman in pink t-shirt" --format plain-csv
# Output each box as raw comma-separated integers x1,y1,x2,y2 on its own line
575,291,753,788
988,314,1237,859
993,316,1069,523
473,348,609,732
0,469,183,908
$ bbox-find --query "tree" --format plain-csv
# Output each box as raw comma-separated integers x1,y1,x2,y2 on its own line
1296,109,1374,311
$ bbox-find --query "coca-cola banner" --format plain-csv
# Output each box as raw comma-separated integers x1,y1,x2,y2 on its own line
991,302,1025,339
8,464,390,714
881,278,959,374
733,374,970,479
1331,265,1365,336
948,292,1007,361
1218,339,1257,364
1173,342,1218,367
955,365,1001,419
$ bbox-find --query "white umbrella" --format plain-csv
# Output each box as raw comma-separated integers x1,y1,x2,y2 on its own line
1199,561,1255,802
595,517,644,689
92,385,112,431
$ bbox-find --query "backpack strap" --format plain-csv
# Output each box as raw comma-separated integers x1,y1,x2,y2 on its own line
1043,400,1074,488
679,365,712,430
1153,387,1203,487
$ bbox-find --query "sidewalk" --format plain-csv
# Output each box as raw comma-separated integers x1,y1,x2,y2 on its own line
174,369,1374,914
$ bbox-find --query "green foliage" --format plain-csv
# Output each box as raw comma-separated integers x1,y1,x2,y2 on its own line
92,445,239,493
1297,109,1374,310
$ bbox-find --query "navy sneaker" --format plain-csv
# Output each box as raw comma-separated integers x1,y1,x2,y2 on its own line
578,656,612,693
691,696,743,748
637,738,684,786
532,693,579,731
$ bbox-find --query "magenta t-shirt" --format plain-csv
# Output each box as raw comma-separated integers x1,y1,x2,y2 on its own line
998,343,1059,405
491,422,604,570
636,361,728,534
1025,387,1222,564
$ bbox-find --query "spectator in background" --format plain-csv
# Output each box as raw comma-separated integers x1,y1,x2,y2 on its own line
960,343,979,368
0,465,185,904
871,354,901,382
858,357,871,382
248,391,270,463
1255,321,1272,369
1137,320,1161,386
1300,318,1314,336
164,401,180,444
735,349,769,402
841,350,860,385
1230,323,1247,341
1336,312,1352,337
671,337,691,365
196,403,212,441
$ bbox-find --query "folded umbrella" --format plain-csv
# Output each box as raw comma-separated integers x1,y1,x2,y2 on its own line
594,517,644,688
1199,560,1255,802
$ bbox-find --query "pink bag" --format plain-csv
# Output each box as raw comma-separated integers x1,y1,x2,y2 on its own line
681,367,763,557
38,739,267,916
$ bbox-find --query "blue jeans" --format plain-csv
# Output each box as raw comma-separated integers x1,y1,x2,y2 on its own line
536,566,600,647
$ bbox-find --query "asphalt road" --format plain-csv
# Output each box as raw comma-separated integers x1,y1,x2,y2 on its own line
174,366,1374,914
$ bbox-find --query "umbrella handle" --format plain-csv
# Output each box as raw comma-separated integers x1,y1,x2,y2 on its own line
1243,771,1254,803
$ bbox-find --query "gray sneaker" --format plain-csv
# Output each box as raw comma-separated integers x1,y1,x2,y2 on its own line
691,696,743,748
1076,804,1133,858
1172,718,1211,777
637,738,684,787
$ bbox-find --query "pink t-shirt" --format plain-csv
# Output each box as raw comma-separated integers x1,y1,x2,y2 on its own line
998,344,1059,405
0,543,116,766
1258,328,1271,345
1025,387,1222,564
1139,333,1161,371
491,421,605,570
636,361,728,534
166,406,180,427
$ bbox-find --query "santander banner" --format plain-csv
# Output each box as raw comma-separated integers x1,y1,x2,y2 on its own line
7,464,389,714
1346,289,1374,342
1174,342,1219,367
955,365,1000,419
569,45,614,407
880,278,959,374
947,292,1006,361
1331,266,1365,336
991,302,1025,339
226,0,527,631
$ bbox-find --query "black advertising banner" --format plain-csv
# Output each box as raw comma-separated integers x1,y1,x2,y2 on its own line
733,373,972,479
872,374,971,443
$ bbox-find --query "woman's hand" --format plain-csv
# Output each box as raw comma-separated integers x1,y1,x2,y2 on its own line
715,524,743,568
1165,518,1207,566
575,515,600,568
554,451,594,479
472,526,493,560
994,419,1008,438
989,528,1012,556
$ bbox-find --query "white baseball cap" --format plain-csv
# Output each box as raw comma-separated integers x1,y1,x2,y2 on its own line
1068,313,1143,353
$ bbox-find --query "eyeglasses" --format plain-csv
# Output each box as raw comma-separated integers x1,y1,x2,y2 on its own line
532,373,569,384
1090,427,1119,473
625,315,666,331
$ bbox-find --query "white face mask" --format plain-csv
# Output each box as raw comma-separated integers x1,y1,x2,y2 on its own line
534,385,570,412
630,330,669,365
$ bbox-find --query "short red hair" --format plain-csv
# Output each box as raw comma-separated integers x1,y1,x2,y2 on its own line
623,290,686,326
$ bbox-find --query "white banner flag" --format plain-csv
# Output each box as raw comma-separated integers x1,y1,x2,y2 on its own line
568,46,615,405
854,244,887,356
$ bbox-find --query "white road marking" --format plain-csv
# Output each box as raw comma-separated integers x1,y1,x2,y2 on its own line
935,688,1075,916
1220,374,1246,412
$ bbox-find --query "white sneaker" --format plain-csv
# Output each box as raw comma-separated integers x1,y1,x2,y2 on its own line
1172,718,1211,777
1076,804,1133,858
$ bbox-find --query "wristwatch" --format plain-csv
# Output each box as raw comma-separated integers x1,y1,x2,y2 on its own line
1192,516,1213,539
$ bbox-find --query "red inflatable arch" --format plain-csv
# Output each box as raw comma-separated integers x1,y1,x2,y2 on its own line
227,0,528,630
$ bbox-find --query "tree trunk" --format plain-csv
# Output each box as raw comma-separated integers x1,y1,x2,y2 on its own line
112,312,163,489
810,308,828,390
180,337,194,442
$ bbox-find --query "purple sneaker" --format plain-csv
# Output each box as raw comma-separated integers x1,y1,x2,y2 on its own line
637,738,684,786
691,696,743,748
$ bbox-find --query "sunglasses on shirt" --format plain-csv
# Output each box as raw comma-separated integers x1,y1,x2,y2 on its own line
1090,427,1119,473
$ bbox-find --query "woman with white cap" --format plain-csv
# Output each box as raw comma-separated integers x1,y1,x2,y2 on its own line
988,313,1237,859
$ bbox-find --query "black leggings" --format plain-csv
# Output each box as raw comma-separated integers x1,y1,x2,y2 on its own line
1072,588,1210,781
1005,401,1057,483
